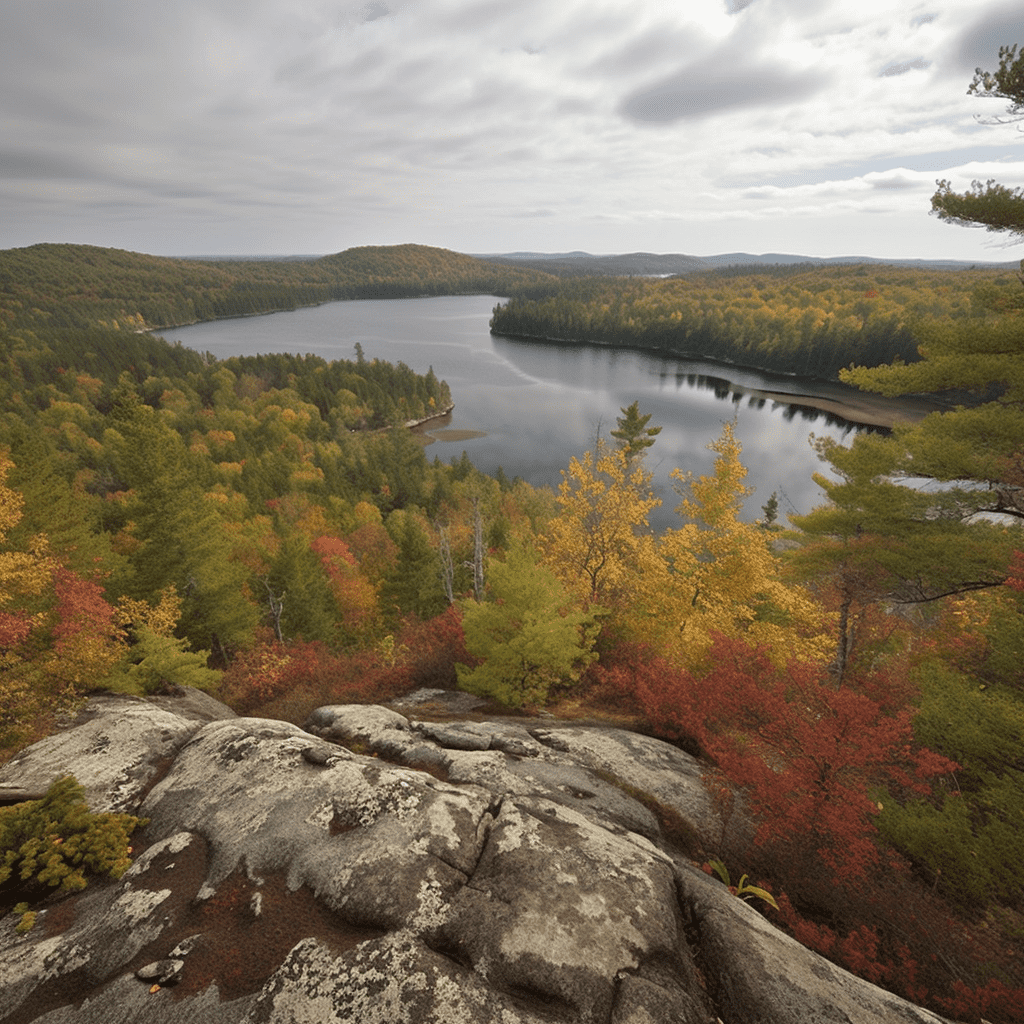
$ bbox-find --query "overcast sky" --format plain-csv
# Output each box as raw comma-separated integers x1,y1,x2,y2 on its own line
2,0,1022,259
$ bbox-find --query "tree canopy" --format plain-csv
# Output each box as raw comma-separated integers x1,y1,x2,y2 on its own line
488,262,1021,382
457,543,598,708
931,44,1024,243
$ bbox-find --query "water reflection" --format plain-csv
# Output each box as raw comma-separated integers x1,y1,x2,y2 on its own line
484,333,883,529
157,295,920,532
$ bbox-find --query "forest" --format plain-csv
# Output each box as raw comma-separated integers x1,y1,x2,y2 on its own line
0,241,557,330
489,261,1024,381
0,238,1023,1023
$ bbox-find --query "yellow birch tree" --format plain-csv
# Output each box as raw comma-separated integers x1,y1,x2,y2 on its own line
649,423,829,669
540,440,661,612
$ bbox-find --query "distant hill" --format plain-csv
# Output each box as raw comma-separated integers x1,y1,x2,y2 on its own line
475,250,1021,277
0,242,558,332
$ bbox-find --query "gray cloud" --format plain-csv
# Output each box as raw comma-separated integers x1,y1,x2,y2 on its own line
949,2,1024,74
870,172,920,190
879,58,932,77
0,0,1017,259
586,24,700,79
619,58,825,124
0,149,99,181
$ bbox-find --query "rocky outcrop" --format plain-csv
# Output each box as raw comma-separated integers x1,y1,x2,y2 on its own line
0,690,953,1024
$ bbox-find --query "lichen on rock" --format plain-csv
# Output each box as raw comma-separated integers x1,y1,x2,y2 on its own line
0,690,955,1024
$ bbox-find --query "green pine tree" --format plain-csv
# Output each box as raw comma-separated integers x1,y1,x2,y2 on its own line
457,543,599,708
380,511,447,621
610,400,662,462
105,388,257,658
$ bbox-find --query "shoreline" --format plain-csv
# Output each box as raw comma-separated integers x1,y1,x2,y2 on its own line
150,300,943,433
402,402,455,429
490,330,945,430
732,385,943,429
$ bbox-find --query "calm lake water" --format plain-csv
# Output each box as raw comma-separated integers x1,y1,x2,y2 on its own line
158,294,910,532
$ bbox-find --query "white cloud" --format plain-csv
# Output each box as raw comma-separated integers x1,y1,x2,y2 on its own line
1,0,1021,257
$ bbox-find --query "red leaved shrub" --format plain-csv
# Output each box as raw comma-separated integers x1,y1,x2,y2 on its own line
393,604,475,691
635,633,955,885
220,607,473,720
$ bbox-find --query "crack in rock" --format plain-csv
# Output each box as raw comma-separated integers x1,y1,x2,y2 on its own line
0,694,959,1024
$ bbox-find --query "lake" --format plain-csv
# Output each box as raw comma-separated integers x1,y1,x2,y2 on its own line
157,294,933,532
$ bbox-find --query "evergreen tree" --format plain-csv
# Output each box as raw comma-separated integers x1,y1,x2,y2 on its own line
380,511,446,621
828,286,1024,622
787,433,1013,682
105,387,257,658
4,430,123,585
110,627,222,695
931,44,1024,243
457,543,598,708
265,530,338,644
610,400,662,462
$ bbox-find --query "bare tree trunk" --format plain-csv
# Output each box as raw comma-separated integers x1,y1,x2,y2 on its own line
472,496,485,602
833,586,851,688
437,524,455,604
263,578,286,642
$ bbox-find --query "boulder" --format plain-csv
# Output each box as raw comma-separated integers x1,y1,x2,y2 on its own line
675,861,953,1024
0,695,954,1024
0,693,220,814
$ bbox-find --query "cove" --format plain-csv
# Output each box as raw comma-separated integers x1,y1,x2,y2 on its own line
156,294,935,532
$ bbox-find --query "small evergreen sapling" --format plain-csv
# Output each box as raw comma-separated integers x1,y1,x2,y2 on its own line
610,400,661,462
1,775,145,930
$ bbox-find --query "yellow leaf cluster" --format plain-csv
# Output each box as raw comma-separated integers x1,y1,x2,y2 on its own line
540,442,661,609
0,454,54,608
540,425,831,669
648,423,831,668
115,586,181,639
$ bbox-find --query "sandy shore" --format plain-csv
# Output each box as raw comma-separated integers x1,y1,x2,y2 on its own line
732,384,943,429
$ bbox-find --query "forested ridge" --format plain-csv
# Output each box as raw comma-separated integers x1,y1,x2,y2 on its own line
0,241,551,419
490,262,1024,380
0,238,1023,1022
0,241,558,332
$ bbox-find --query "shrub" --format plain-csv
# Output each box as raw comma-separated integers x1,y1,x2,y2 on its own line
0,775,145,906
108,626,222,695
636,634,955,886
457,544,599,709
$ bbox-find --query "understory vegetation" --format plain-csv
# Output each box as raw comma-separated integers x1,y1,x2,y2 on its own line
1,241,1023,1022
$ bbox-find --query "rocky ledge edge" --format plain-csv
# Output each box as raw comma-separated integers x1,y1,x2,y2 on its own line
0,688,953,1024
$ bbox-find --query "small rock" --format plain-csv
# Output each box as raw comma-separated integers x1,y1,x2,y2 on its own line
490,735,541,758
415,723,492,751
301,745,332,766
135,959,184,985
168,935,202,957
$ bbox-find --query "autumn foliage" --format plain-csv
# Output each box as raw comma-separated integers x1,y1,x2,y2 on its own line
220,606,473,720
596,632,1018,1018
634,635,955,880
309,535,379,636
0,273,1022,1023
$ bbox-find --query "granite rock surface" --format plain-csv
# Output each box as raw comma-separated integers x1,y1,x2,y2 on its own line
0,690,953,1024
